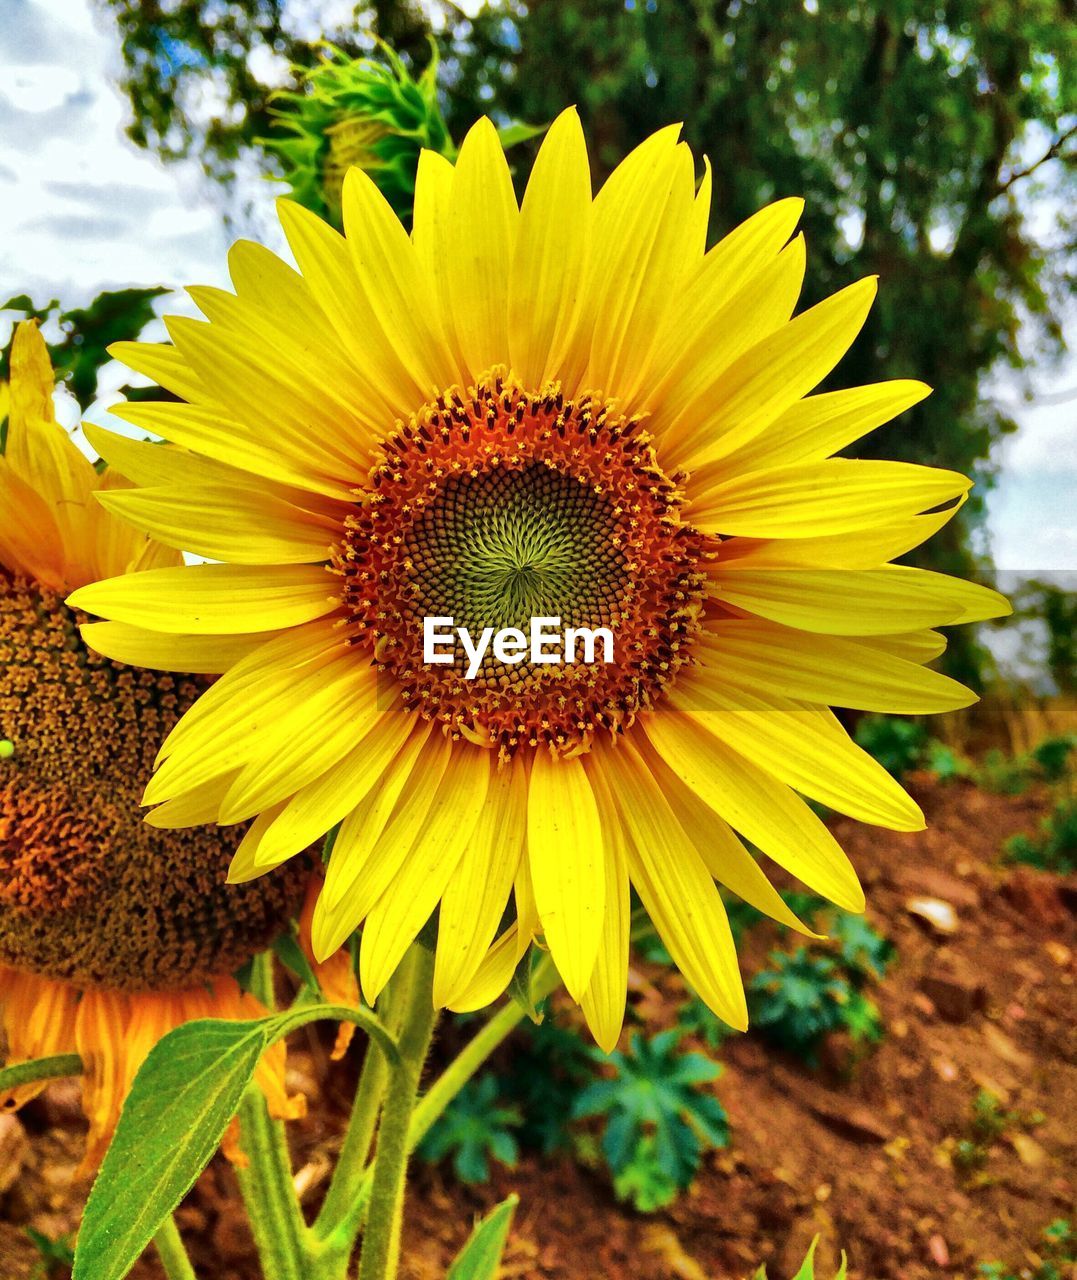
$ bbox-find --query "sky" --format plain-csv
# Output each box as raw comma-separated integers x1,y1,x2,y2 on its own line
0,0,1074,581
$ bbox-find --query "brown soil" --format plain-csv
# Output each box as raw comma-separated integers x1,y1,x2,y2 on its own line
2,778,1075,1280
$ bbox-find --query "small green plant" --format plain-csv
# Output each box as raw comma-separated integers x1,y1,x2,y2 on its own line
503,1014,596,1156
953,1088,1019,1175
854,714,928,777
748,911,892,1064
978,1218,1074,1280
828,912,895,983
754,1235,848,1279
26,1228,75,1280
925,739,969,781
1031,735,1075,782
571,1030,730,1212
1005,797,1077,873
418,1074,523,1184
749,950,859,1060
976,747,1036,795
676,990,734,1051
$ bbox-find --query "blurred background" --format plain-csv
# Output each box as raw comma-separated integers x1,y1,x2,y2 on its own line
1,0,1074,721
1,5,1076,1277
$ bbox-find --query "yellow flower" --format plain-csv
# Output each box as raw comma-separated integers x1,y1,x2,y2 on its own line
0,322,307,1168
71,113,1009,1050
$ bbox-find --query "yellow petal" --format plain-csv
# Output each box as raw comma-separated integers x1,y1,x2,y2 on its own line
692,197,804,296
95,482,337,565
444,117,519,377
0,461,64,587
359,748,490,1001
434,758,527,1006
341,164,460,396
594,741,747,1030
80,620,278,673
215,661,383,824
445,925,526,1014
646,232,805,438
689,459,969,538
509,107,592,387
671,276,878,471
708,563,1010,635
642,713,864,912
312,728,445,956
249,711,418,869
714,499,965,570
696,620,974,713
108,340,206,403
585,139,698,404
578,792,631,1052
712,379,931,474
641,737,820,939
107,398,358,501
275,197,418,418
67,563,337,633
527,751,605,1001
669,683,924,830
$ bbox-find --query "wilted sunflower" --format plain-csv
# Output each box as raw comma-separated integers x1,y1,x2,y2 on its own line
72,112,1009,1051
0,322,310,1168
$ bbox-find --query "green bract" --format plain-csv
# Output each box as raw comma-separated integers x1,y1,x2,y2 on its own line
267,43,453,228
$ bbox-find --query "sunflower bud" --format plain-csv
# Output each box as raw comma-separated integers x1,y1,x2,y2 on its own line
267,42,454,229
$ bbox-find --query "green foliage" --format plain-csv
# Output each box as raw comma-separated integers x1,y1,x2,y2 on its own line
828,912,895,983
1005,797,1077,873
571,1030,730,1213
25,1228,75,1280
854,714,929,778
952,1087,1038,1175
2,289,167,409
676,991,734,1052
418,1075,522,1184
446,1196,519,1280
754,1235,849,1280
72,1001,389,1280
267,42,453,228
978,1218,1074,1280
748,933,887,1065
1031,735,1076,783
502,1014,595,1156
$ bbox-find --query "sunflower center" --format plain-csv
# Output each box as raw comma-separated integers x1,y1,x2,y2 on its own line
332,371,715,756
0,570,308,990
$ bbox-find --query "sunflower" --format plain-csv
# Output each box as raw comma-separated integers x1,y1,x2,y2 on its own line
71,112,1009,1051
0,321,309,1169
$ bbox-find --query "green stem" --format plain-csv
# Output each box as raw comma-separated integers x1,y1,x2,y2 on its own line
153,1214,198,1280
342,955,560,1240
235,1089,309,1280
357,946,438,1280
314,1021,391,1239
233,951,312,1280
408,955,558,1153
0,1053,82,1093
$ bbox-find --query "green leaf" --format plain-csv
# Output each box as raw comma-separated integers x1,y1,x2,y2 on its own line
73,1018,273,1280
74,1002,395,1280
446,1195,518,1280
497,120,548,150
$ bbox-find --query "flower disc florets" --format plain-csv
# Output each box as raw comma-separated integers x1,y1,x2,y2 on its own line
0,571,308,989
331,372,715,757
